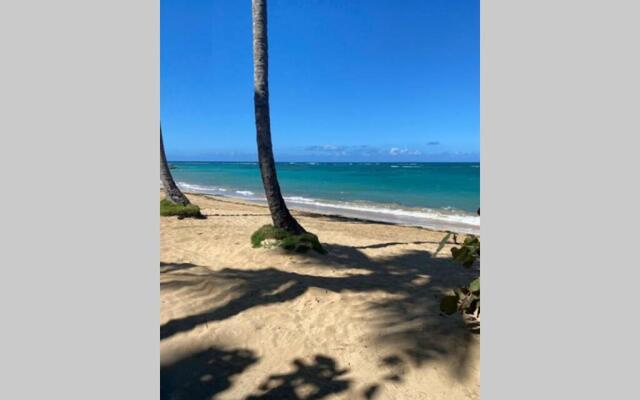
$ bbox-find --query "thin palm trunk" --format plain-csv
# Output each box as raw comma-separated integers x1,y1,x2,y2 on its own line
252,0,305,234
160,125,190,206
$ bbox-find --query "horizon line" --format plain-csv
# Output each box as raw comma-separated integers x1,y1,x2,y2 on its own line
167,160,481,164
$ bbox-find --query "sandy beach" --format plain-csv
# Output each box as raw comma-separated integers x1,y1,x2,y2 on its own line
160,192,480,399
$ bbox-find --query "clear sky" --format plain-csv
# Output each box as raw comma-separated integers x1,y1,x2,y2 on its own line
161,0,479,162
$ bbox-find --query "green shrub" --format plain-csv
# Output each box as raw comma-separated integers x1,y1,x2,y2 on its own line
437,233,480,330
251,224,326,254
440,280,480,316
160,199,205,219
451,235,480,268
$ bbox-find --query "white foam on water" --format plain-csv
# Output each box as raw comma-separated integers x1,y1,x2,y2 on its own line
176,182,227,195
284,195,479,228
170,181,479,234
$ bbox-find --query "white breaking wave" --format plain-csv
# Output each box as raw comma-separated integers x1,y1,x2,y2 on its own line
285,196,315,203
170,181,479,234
176,182,227,194
284,195,479,227
177,182,254,198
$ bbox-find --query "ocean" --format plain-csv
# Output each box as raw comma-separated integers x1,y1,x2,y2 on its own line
168,162,480,234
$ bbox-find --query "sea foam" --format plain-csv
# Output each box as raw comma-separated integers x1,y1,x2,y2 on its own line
171,181,478,234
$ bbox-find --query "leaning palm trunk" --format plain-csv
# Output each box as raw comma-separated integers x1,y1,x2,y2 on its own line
160,125,190,206
252,0,305,234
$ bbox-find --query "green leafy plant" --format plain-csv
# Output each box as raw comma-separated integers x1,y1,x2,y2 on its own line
434,232,452,256
160,199,205,219
251,224,326,254
438,233,480,332
440,279,480,316
433,231,462,256
451,235,480,268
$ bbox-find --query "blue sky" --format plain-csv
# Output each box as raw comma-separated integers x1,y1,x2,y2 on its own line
161,0,479,162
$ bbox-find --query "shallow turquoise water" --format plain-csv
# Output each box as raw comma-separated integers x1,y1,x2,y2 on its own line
168,162,480,233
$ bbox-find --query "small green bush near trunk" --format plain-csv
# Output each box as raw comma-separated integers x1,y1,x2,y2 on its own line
251,224,326,254
160,199,205,219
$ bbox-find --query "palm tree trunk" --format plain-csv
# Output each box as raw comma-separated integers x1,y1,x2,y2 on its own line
160,125,190,206
252,0,305,234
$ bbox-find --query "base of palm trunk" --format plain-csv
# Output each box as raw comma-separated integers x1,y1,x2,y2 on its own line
251,224,326,254
271,215,306,235
160,199,206,219
164,190,191,207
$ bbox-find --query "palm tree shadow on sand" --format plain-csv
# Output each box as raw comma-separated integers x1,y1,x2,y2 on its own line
161,350,351,400
160,346,258,400
246,355,351,399
161,242,479,395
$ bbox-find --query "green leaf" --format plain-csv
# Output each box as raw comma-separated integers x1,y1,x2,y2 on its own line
434,233,452,256
462,256,475,268
468,278,480,293
450,236,479,267
440,295,459,315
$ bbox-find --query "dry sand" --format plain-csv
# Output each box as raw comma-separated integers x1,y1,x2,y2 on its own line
161,192,480,400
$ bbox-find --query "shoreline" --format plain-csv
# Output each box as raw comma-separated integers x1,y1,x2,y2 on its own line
179,189,480,235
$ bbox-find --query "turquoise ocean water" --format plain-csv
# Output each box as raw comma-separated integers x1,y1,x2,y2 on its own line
168,162,480,234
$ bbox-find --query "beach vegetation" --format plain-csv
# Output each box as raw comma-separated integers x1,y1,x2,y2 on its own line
251,224,326,254
437,234,480,332
160,199,205,219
